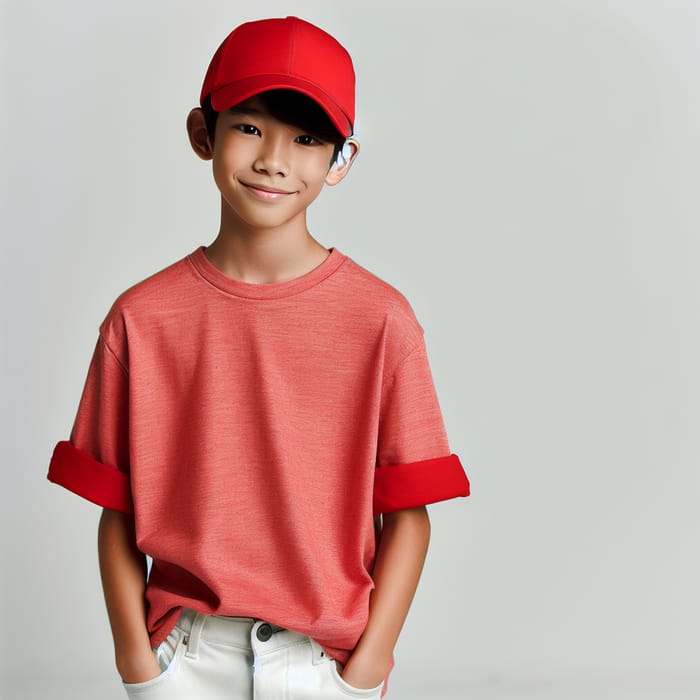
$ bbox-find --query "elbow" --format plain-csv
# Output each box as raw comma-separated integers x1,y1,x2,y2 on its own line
98,507,139,556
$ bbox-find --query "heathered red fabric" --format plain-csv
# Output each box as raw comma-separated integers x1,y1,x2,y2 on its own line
48,247,469,663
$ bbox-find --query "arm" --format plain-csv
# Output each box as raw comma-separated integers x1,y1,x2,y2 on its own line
341,505,431,689
97,508,162,683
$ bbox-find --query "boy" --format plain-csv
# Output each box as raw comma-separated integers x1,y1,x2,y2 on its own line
48,16,469,699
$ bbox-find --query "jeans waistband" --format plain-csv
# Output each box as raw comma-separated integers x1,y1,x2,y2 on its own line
174,609,323,662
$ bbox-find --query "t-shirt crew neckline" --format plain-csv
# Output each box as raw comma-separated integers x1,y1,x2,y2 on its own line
188,246,347,300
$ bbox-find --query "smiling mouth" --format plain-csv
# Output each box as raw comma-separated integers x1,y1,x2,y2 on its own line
241,182,295,201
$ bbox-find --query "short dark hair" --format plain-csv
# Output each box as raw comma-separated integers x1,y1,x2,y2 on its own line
201,90,347,163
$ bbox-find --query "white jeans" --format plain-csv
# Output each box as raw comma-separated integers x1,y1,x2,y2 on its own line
122,609,384,699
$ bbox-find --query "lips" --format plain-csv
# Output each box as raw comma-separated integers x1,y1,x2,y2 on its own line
241,181,295,201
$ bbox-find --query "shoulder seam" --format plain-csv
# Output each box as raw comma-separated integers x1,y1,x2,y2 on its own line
99,333,129,376
383,321,424,395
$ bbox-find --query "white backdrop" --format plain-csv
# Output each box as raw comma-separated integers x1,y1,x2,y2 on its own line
1,1,698,698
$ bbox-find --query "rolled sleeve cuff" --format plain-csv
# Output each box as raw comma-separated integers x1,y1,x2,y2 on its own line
373,453,470,516
47,440,133,514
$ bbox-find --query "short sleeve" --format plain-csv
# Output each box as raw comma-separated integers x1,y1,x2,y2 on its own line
374,340,470,515
47,335,133,513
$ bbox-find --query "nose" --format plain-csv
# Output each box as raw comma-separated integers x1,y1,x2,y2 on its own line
253,135,289,177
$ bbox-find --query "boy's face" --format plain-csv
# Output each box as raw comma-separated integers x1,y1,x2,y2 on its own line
208,95,339,232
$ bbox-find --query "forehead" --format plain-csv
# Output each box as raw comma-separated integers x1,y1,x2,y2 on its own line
228,94,269,115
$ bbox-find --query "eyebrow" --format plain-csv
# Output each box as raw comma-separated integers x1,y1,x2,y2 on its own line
226,106,267,117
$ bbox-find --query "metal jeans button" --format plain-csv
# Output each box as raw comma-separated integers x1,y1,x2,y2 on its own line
257,623,273,642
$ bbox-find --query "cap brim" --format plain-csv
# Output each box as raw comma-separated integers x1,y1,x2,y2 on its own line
208,75,352,138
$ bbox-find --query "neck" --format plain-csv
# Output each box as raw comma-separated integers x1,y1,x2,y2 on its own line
204,201,329,284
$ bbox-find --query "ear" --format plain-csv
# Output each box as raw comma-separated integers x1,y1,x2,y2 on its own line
325,137,360,186
187,108,214,160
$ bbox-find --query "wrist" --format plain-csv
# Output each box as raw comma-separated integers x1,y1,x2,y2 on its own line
342,645,391,689
352,641,392,669
351,628,394,669
116,646,161,684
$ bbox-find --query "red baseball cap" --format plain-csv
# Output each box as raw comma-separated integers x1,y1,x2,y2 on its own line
200,17,355,138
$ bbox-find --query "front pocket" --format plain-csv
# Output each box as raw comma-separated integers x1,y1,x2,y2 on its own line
122,634,188,698
328,659,384,699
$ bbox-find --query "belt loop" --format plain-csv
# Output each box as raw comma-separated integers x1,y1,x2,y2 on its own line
184,612,206,660
308,637,327,666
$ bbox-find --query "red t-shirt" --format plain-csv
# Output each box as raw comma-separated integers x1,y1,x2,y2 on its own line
48,247,469,663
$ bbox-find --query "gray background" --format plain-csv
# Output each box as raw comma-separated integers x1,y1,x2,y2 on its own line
1,1,698,698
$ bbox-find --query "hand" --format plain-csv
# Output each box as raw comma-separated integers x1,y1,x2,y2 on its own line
117,648,162,684
338,648,390,690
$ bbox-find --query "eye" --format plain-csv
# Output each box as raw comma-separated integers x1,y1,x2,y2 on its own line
233,123,261,136
295,134,322,146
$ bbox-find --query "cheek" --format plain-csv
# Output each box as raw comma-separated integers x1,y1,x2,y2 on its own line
211,148,247,191
211,158,230,194
299,154,334,187
213,135,254,171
